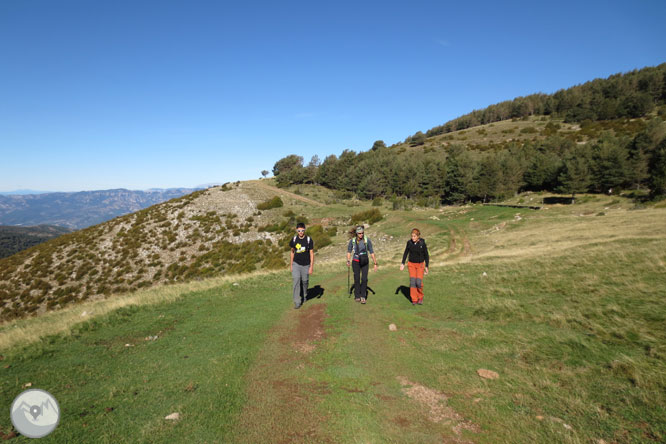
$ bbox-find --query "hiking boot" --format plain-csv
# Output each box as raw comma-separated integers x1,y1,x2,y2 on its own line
361,297,366,304
417,300,423,305
294,304,301,309
354,298,361,302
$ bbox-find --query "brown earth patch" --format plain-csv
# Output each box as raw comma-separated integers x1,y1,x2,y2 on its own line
462,237,473,256
290,303,327,354
393,416,412,428
397,376,479,441
446,230,457,253
295,304,327,341
341,387,365,393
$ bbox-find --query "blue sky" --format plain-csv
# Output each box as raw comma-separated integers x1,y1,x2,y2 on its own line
1,0,665,192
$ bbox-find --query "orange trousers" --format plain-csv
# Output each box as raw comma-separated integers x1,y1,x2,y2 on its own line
407,261,425,303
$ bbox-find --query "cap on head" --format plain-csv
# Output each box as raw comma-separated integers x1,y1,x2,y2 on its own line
356,225,364,234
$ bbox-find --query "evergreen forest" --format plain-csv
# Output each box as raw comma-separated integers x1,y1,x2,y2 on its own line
272,64,666,204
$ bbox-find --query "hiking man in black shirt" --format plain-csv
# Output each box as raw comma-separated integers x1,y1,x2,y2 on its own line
289,222,314,309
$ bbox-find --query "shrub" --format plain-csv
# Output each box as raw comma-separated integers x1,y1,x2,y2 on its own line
520,126,538,134
543,122,561,136
306,224,332,249
391,196,414,211
257,196,284,210
351,208,383,225
262,254,286,269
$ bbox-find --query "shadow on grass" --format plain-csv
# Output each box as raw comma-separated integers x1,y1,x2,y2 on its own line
305,285,325,301
395,286,412,303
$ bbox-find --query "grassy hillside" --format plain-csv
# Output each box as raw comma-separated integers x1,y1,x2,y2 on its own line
0,181,358,321
402,114,653,153
1,191,664,443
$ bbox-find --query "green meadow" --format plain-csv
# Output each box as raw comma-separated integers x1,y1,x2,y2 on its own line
1,195,665,443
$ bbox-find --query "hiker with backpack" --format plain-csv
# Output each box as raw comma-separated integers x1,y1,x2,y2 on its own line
346,225,377,304
290,222,314,309
400,228,429,305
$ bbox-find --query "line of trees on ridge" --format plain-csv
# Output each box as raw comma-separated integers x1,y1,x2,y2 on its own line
271,65,666,203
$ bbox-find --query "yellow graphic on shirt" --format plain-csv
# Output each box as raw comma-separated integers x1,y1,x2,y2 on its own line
294,243,306,253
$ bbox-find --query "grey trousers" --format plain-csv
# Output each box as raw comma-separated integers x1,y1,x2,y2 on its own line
292,263,309,307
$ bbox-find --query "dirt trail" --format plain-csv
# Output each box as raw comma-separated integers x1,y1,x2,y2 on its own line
232,269,480,443
252,181,324,207
231,302,333,444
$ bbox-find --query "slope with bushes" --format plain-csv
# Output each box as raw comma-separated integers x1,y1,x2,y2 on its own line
0,182,349,321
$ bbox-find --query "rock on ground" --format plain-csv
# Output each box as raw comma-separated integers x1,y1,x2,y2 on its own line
477,369,499,379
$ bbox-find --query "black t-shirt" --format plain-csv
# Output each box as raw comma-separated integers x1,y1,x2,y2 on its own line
290,235,314,266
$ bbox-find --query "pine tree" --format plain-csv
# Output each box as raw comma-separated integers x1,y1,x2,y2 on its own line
524,152,562,191
474,155,501,202
558,147,592,203
591,135,629,193
648,138,666,197
410,131,426,146
499,152,526,197
371,140,387,151
443,146,475,204
315,155,338,188
626,149,649,190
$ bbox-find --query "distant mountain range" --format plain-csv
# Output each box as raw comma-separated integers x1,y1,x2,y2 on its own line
0,188,200,229
0,190,52,195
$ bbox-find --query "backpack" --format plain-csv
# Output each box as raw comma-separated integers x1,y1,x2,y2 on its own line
292,235,311,253
352,237,370,266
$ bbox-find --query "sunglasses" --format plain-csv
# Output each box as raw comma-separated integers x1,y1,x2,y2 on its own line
297,229,305,232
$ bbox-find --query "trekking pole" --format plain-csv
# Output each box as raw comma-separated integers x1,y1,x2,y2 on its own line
347,262,350,298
